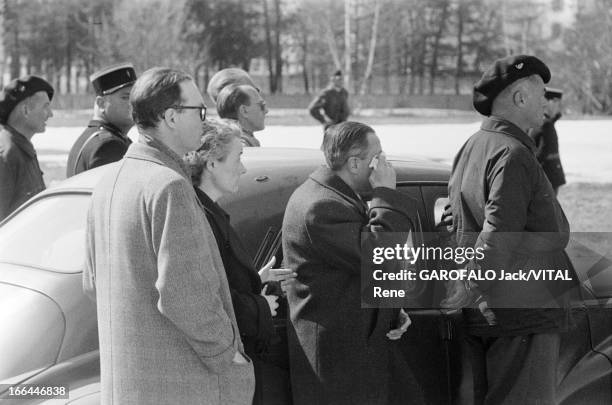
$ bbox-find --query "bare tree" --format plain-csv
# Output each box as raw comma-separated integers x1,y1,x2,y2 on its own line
359,0,380,95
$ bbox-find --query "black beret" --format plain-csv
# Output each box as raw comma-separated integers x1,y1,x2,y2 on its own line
473,55,551,116
545,87,563,100
90,63,137,96
0,75,54,124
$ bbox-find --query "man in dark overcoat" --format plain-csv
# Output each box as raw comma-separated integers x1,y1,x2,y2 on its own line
282,121,415,405
66,63,136,177
448,55,578,405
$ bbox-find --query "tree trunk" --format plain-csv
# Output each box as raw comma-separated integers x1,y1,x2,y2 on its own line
344,0,351,91
301,31,310,94
454,2,465,95
429,0,449,95
262,0,276,93
359,0,380,95
273,0,282,93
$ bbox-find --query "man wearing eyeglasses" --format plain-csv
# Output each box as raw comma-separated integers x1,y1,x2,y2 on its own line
216,84,268,147
66,63,137,177
83,67,254,404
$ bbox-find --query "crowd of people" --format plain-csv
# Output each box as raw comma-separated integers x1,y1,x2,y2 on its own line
0,54,575,405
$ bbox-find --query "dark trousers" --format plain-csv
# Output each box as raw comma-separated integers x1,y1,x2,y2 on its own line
465,333,560,405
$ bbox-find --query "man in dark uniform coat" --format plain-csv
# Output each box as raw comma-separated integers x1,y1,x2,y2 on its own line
308,70,350,128
0,75,54,221
66,63,136,177
531,87,566,195
448,55,578,405
282,122,415,405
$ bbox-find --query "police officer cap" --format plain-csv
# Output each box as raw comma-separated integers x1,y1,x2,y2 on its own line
545,87,563,100
90,63,137,96
0,75,54,124
473,55,551,116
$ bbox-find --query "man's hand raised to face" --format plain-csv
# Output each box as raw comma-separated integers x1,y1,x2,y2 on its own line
368,152,396,190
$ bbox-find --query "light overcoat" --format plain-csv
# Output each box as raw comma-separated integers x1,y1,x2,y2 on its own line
84,136,254,404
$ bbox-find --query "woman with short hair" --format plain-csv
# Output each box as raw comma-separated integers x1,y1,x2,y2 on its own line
184,119,295,405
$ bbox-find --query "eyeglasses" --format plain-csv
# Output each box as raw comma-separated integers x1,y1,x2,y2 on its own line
170,105,207,121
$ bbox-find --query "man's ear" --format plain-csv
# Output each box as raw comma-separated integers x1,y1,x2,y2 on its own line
205,159,215,171
94,96,106,111
512,89,525,107
346,156,360,173
162,107,177,128
239,104,248,118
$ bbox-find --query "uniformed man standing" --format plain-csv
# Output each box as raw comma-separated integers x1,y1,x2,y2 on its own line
0,75,54,221
308,70,350,128
66,63,137,177
531,87,566,195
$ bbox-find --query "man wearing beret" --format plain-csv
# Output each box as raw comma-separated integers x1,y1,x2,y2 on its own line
447,55,577,404
66,63,136,177
0,75,54,221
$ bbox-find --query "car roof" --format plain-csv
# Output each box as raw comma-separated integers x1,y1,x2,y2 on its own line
45,147,450,195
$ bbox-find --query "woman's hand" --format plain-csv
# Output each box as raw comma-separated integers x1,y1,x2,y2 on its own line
258,257,297,284
261,284,279,316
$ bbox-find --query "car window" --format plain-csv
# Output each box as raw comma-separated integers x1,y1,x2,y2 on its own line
0,194,90,273
433,197,449,228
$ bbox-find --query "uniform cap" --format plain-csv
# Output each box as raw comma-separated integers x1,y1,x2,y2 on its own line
473,55,551,116
90,63,137,96
545,87,563,100
0,75,54,124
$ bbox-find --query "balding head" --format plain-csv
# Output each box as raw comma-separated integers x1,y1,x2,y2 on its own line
207,68,256,104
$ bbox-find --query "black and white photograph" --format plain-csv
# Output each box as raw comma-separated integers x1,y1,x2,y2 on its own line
0,0,611,404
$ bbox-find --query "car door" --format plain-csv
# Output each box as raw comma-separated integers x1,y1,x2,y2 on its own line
395,183,457,405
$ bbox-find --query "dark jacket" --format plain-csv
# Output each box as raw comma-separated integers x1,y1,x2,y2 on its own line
532,113,566,188
195,188,291,405
66,119,131,177
0,125,45,221
282,166,418,405
308,86,350,125
448,116,577,336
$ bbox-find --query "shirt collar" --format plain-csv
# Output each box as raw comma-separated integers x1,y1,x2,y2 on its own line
126,133,191,180
4,125,36,159
483,116,537,154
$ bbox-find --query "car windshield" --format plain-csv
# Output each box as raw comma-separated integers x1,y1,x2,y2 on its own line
0,193,90,273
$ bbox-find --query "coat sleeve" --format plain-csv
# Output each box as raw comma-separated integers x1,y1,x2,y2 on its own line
308,92,327,124
230,288,274,342
151,179,236,372
303,187,417,275
0,153,16,221
475,152,532,291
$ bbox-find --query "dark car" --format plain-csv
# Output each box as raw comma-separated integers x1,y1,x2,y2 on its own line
0,148,610,404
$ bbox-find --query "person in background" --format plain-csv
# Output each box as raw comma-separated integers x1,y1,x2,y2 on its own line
308,70,350,128
66,63,137,177
207,67,258,104
216,85,268,147
0,75,54,221
83,67,254,404
184,119,296,404
531,87,566,195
